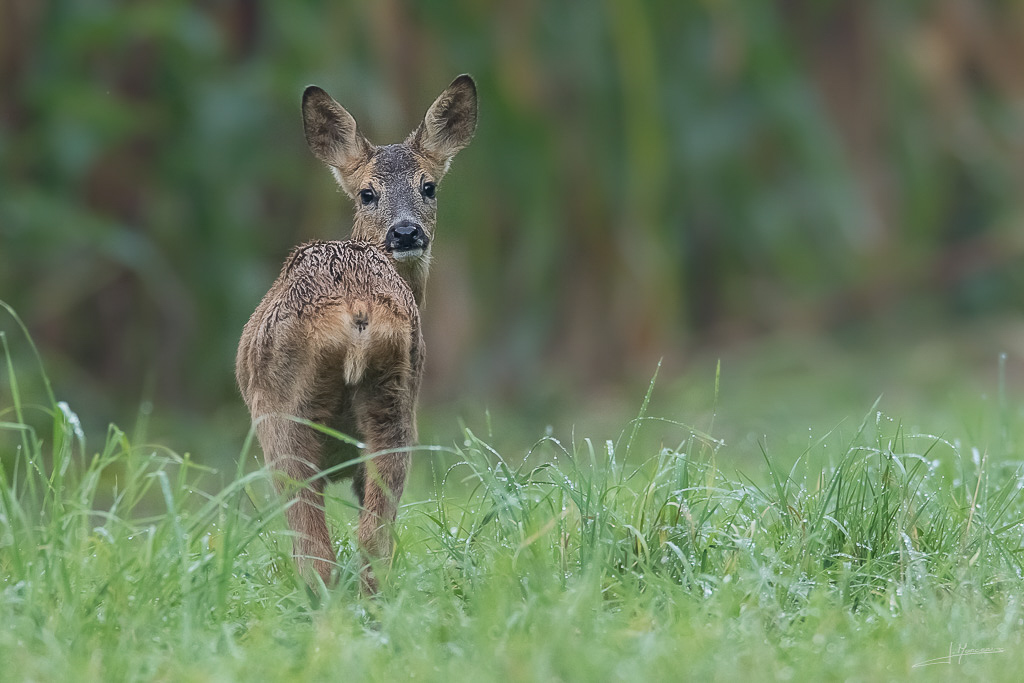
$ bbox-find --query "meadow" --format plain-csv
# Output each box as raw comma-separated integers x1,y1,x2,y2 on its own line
5,4,1024,681
2,304,1023,682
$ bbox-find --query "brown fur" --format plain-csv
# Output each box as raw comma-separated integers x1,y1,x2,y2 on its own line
236,76,477,592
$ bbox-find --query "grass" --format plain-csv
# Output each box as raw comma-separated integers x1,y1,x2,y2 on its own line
3,307,1024,682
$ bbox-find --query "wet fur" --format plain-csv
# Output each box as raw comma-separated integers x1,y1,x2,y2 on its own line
236,241,420,590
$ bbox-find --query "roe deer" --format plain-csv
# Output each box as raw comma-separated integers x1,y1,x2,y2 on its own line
236,75,477,592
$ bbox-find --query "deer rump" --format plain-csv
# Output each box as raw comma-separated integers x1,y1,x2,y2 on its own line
237,239,421,486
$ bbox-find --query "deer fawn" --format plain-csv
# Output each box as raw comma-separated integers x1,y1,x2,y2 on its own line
236,75,477,592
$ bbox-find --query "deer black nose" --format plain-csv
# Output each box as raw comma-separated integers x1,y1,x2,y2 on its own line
385,221,428,254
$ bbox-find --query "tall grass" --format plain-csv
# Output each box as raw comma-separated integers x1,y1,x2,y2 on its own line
417,392,1024,609
2,305,1024,680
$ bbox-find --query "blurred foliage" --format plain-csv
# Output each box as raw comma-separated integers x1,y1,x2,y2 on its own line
2,0,1024,440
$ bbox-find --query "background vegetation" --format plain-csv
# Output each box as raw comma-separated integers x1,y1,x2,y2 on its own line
4,0,1024,457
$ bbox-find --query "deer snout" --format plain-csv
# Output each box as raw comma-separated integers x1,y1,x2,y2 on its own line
385,221,429,260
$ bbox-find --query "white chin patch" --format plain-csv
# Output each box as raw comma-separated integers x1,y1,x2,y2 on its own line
392,248,424,262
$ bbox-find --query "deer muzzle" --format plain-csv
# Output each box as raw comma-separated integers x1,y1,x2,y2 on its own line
385,221,429,260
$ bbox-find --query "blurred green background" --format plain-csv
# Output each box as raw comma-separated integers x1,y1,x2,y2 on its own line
2,0,1024,464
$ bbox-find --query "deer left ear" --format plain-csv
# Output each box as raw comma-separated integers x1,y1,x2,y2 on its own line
409,74,478,174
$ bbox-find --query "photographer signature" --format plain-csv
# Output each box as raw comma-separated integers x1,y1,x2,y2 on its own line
913,642,1004,667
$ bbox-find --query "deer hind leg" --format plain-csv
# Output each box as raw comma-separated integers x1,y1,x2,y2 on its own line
259,417,335,587
353,372,414,593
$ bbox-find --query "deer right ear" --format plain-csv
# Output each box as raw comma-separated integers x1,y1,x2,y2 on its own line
302,86,372,192
409,74,478,174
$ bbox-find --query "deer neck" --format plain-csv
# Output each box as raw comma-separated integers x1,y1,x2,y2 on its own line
393,252,430,307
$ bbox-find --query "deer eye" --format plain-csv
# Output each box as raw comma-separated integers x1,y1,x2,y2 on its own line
359,189,376,206
421,181,436,200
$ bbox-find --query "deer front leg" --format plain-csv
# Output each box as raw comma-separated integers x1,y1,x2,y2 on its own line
354,376,413,593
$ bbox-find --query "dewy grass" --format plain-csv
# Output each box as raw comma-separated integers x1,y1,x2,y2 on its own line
2,302,1024,680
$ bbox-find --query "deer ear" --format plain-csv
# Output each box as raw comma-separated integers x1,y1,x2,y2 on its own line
409,74,477,173
302,85,372,191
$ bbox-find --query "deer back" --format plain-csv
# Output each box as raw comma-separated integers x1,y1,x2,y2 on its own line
236,240,422,424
